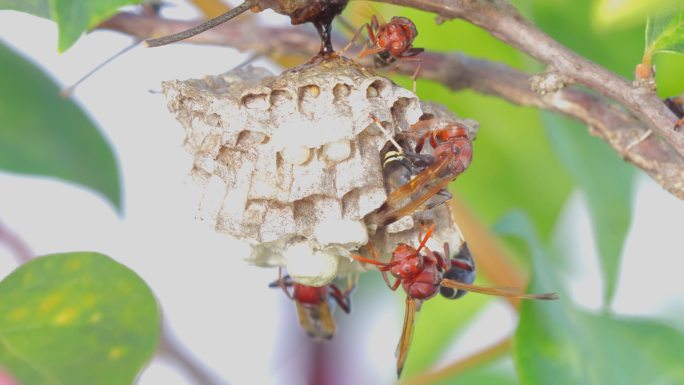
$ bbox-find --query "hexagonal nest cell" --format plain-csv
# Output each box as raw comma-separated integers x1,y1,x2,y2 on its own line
163,56,478,286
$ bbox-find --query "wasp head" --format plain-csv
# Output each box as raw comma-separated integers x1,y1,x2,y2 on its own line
389,243,424,279
377,16,418,57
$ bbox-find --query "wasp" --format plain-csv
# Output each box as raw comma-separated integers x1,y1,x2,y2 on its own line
344,15,423,91
664,96,684,129
145,0,350,55
374,115,431,193
269,269,356,340
410,118,474,176
378,137,452,218
367,117,474,227
352,225,557,376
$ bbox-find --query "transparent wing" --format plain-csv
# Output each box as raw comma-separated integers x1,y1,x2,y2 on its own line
396,297,417,377
370,153,454,226
318,300,337,340
384,152,452,207
295,301,318,338
439,279,559,300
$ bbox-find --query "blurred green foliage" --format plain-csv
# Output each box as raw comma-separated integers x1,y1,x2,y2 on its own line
1,0,684,384
645,5,684,60
0,41,122,211
593,0,681,31
544,114,634,304
0,252,160,385
345,1,684,384
0,0,142,51
498,212,684,385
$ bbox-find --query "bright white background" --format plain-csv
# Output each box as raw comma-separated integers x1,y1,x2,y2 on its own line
1,2,683,384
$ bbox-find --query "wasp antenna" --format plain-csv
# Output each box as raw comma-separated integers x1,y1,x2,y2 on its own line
440,279,559,300
350,254,389,267
370,114,403,153
336,14,357,35
415,224,436,255
145,0,256,48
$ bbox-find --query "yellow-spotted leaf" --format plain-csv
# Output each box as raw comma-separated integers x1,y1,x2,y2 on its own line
0,252,160,385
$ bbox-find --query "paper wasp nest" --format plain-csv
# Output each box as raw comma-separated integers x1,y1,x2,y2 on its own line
163,57,476,286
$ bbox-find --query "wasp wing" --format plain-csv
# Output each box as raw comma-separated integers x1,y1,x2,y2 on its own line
372,170,454,226
396,297,417,377
369,154,454,226
318,300,337,340
384,152,452,207
439,279,559,300
295,300,337,340
295,301,318,338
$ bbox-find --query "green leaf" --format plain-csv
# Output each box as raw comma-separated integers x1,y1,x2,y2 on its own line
531,0,647,79
50,0,144,51
495,212,684,385
593,0,680,30
0,0,142,51
0,41,122,211
543,114,634,305
645,4,684,57
0,0,50,18
0,252,160,385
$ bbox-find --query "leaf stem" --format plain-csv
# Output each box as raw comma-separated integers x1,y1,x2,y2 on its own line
145,1,256,47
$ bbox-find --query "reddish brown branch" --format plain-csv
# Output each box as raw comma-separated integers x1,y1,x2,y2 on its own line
0,220,34,264
157,321,229,385
417,51,684,198
100,11,684,198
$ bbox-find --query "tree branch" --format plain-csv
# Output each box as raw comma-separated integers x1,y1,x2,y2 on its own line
100,11,684,198
418,51,684,199
373,0,684,158
157,321,229,385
